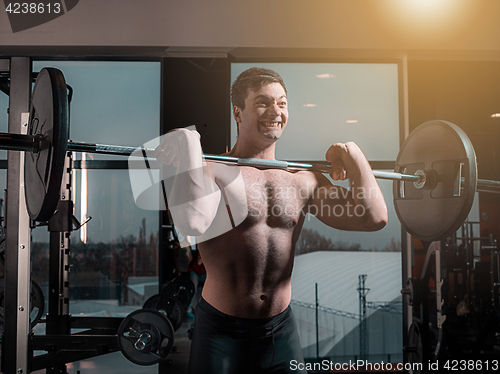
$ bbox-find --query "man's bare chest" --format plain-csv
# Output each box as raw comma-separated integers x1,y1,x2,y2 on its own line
240,168,310,228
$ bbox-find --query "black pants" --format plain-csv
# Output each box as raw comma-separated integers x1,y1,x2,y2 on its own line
188,297,307,374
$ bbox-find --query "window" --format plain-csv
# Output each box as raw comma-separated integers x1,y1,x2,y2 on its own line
28,60,162,323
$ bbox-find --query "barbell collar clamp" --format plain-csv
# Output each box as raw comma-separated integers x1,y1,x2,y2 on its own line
413,169,437,190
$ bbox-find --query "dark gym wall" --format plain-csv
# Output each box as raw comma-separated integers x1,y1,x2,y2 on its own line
408,60,500,182
408,60,500,237
159,58,230,287
162,58,230,155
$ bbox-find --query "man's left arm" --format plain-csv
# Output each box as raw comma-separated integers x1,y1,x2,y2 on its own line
308,142,388,231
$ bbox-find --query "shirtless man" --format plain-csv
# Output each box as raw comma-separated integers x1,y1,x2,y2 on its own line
155,68,388,374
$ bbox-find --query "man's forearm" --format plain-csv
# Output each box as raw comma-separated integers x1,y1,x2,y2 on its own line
342,143,388,230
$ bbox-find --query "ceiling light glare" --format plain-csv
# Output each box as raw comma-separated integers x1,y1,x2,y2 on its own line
316,73,335,79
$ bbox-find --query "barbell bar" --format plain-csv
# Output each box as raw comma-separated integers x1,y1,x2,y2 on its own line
32,139,500,190
0,133,422,182
5,67,500,242
6,130,497,191
6,133,497,191
9,134,500,192
7,133,500,191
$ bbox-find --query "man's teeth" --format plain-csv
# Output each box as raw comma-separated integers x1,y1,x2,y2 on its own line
264,122,280,127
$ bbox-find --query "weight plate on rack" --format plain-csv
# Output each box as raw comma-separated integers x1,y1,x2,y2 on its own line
404,277,422,307
405,322,425,374
30,280,45,327
393,120,477,242
162,281,180,298
0,239,5,264
0,278,45,331
117,309,174,366
25,68,69,222
143,293,183,331
164,275,195,310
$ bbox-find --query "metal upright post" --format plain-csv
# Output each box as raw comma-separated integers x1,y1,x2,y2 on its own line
46,152,73,374
357,274,369,361
315,282,319,360
403,231,412,364
433,241,446,359
3,57,32,374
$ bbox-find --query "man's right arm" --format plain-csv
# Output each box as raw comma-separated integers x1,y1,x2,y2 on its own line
155,129,221,236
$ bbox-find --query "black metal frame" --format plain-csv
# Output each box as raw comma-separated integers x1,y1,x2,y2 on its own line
407,237,500,368
2,56,32,374
31,317,122,372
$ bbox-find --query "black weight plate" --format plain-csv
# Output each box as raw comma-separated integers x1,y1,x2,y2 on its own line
164,294,183,331
25,68,69,221
161,281,180,298
161,283,190,311
393,120,477,242
404,277,422,307
0,278,45,332
406,323,425,374
118,309,174,366
171,275,195,309
144,293,183,331
0,277,4,333
0,239,5,264
30,280,45,328
0,219,4,264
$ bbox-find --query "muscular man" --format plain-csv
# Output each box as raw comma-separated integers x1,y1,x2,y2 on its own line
156,68,388,374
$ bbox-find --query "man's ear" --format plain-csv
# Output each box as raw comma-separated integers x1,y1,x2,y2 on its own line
233,105,242,124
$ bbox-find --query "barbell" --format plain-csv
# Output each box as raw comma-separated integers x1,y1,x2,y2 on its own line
3,68,500,242
116,275,197,365
117,308,174,366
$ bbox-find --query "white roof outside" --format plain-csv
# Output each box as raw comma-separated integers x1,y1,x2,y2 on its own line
291,251,403,361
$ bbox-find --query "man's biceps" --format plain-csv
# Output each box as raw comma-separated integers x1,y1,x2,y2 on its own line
166,184,221,209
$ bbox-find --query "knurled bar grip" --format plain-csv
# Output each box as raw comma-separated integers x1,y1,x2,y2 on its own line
68,141,138,156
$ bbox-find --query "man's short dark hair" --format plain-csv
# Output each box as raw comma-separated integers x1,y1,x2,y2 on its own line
231,68,287,110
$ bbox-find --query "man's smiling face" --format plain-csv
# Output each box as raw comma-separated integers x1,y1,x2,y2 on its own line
234,82,288,146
